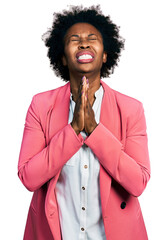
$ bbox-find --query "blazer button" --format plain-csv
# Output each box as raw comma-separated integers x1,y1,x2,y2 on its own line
120,201,126,209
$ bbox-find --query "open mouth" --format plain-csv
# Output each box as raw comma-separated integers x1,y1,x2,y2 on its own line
76,51,95,63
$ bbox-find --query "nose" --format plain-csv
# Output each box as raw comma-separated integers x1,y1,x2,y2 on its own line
78,45,90,50
78,39,90,50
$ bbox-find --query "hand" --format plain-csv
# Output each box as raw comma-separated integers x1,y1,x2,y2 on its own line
71,76,86,135
71,76,98,135
84,82,98,135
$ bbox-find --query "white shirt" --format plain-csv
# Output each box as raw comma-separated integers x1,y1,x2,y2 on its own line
55,85,106,240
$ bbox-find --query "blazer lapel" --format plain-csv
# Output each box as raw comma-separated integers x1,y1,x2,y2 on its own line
48,82,71,140
99,80,120,217
45,82,71,217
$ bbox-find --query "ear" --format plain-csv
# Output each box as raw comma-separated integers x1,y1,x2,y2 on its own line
103,52,107,63
62,55,67,66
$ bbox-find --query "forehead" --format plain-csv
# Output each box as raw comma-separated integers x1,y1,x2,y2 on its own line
65,22,102,37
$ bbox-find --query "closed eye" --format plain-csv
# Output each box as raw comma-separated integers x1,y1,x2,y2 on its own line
69,34,80,42
88,34,97,41
71,39,80,41
88,38,97,41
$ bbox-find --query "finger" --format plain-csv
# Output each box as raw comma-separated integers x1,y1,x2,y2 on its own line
86,78,90,103
81,87,87,112
78,76,86,98
85,81,88,104
82,77,88,105
86,78,89,89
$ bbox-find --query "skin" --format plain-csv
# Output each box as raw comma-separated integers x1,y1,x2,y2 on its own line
62,23,107,135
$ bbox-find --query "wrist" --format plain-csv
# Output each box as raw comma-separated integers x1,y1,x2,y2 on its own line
70,122,80,135
88,123,98,135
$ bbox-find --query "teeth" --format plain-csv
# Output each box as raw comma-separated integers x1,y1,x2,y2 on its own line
78,54,93,60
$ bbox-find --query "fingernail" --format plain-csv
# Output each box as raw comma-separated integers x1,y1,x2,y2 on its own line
86,79,89,84
81,91,84,95
82,76,86,82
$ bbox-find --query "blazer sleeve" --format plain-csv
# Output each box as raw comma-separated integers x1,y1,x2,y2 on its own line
18,95,84,192
84,102,151,197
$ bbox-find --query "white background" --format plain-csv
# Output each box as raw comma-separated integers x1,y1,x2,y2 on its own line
0,0,168,239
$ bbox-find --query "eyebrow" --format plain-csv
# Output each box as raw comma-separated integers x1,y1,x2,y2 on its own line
88,34,97,37
70,34,80,38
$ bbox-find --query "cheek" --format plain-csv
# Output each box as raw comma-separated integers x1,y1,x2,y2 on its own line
63,49,77,67
95,43,104,55
64,46,76,59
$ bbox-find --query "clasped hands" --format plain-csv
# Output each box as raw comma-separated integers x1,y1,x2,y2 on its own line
71,76,98,136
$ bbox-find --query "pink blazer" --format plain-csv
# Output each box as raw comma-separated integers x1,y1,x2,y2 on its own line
18,80,151,240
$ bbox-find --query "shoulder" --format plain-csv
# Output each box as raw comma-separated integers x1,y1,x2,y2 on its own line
113,89,143,110
31,83,69,109
102,81,144,118
113,90,144,124
102,81,143,109
34,84,66,103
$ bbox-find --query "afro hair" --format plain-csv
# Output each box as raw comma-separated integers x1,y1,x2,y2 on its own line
42,5,125,81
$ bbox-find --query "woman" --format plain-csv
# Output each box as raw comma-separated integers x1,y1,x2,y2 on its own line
18,5,151,240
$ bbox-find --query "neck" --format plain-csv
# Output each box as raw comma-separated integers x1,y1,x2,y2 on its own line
69,72,101,104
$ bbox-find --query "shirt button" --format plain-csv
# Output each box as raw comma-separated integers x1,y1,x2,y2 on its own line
120,201,126,209
81,227,85,231
82,186,85,190
84,165,88,169
82,207,85,210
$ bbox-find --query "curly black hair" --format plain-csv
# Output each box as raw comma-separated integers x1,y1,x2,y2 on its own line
42,5,125,82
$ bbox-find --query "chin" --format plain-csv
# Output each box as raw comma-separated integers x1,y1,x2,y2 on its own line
77,65,96,73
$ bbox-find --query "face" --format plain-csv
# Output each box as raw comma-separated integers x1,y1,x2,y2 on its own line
62,23,107,78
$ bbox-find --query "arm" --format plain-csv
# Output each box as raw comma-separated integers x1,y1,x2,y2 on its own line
18,95,83,192
84,102,151,197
